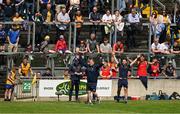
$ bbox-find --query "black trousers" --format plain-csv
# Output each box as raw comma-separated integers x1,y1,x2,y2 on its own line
69,80,80,101
139,76,148,90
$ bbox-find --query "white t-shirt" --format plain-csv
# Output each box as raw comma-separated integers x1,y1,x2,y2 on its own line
112,15,123,23
160,43,169,51
102,14,112,22
151,43,161,50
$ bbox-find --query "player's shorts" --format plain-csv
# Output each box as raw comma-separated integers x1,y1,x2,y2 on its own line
87,83,97,92
118,79,128,88
5,84,14,89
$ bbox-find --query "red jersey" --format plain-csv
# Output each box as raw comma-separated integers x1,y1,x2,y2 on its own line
137,61,148,76
150,63,159,77
108,62,117,77
100,66,111,79
113,43,124,52
55,39,67,51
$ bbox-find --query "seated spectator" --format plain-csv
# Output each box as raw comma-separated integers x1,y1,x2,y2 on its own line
55,35,71,54
24,0,34,14
7,25,20,52
89,6,101,33
112,10,124,42
87,33,100,53
171,41,180,54
160,41,170,54
18,56,33,77
100,60,112,79
113,39,124,55
149,58,160,78
0,24,6,52
4,0,16,21
34,11,44,22
102,9,113,35
56,7,70,35
127,8,141,48
40,35,50,53
151,38,161,54
162,60,176,78
42,67,53,77
13,12,24,30
42,3,54,22
100,37,112,54
108,55,118,78
75,9,84,44
76,40,87,55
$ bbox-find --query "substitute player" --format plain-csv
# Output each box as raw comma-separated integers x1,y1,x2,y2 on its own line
4,67,16,101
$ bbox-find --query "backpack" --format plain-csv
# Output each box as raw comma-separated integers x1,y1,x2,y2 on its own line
169,92,180,100
158,90,169,100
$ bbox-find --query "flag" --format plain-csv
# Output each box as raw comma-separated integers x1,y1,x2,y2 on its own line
32,74,37,85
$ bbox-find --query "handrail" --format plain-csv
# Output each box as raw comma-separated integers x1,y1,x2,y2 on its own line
154,0,166,10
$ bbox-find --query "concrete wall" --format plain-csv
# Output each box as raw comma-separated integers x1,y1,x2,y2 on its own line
112,79,180,97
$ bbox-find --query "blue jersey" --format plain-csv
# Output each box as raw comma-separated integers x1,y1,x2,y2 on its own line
118,64,130,79
8,29,20,44
0,30,6,44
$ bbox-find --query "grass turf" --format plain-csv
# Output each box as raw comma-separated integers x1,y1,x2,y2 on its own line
0,100,179,113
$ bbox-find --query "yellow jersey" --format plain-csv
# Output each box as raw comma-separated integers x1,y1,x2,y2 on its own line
20,63,31,76
6,71,16,85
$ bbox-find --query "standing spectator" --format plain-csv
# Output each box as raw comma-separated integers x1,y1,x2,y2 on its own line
127,8,141,48
4,0,16,21
87,33,100,54
68,0,80,21
4,67,16,101
7,26,20,52
56,7,70,35
155,16,165,42
13,12,24,30
33,11,44,44
117,0,126,13
63,69,70,80
112,10,124,43
89,6,101,33
102,9,113,35
24,0,34,15
151,38,161,54
75,9,84,44
18,57,33,77
150,12,158,37
108,55,118,78
162,60,176,78
0,24,6,52
171,41,180,54
55,35,67,54
14,0,24,13
100,60,112,79
0,4,5,21
42,67,53,77
113,39,124,55
149,58,160,78
100,37,112,54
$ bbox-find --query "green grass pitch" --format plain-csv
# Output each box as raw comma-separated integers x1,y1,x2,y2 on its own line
0,100,179,114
